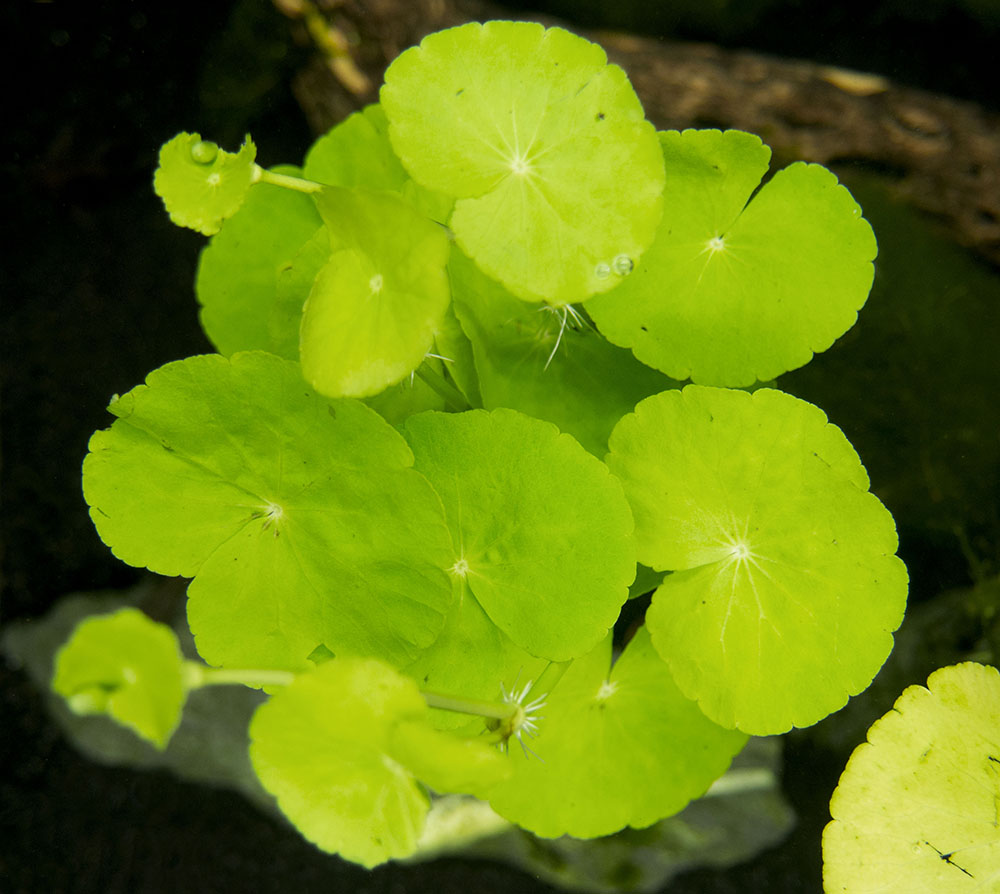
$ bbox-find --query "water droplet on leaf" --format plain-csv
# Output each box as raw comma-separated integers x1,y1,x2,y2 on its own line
594,263,611,280
612,254,634,276
191,140,219,165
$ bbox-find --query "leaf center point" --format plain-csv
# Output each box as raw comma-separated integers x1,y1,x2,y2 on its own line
596,680,618,701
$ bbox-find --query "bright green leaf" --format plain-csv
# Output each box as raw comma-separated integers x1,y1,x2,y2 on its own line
154,132,257,236
588,129,877,386
607,386,907,733
82,352,454,671
381,21,664,303
403,408,635,661
52,608,186,749
488,628,747,838
195,166,322,358
824,662,1000,893
300,187,451,398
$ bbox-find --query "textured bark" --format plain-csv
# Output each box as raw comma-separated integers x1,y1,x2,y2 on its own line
284,0,1000,267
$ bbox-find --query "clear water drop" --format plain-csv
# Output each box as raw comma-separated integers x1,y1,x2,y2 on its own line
612,254,634,276
191,140,219,165
594,262,611,280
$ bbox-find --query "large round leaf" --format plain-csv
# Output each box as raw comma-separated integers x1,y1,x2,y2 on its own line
588,129,877,385
607,386,907,733
824,662,1000,893
82,352,454,671
381,21,664,303
300,187,451,398
488,627,747,837
403,408,635,661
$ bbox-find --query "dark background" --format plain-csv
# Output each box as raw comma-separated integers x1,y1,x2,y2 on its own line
3,1,998,891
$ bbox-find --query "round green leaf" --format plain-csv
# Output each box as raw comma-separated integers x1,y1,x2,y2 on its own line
154,132,257,235
249,658,430,867
52,608,186,749
824,662,1000,893
588,129,877,385
607,386,907,733
82,352,454,671
381,21,664,303
301,187,451,398
403,408,635,661
195,167,322,358
488,627,747,838
449,247,678,456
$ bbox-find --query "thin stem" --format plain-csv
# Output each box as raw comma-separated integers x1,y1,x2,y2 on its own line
253,165,324,195
183,662,295,691
526,659,572,703
422,690,517,721
415,363,471,411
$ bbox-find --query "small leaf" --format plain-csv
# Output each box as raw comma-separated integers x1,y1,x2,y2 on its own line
300,188,452,398
824,662,1000,893
154,132,257,236
52,608,186,749
249,657,510,867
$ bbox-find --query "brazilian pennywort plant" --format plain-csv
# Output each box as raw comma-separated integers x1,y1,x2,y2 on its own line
52,20,907,869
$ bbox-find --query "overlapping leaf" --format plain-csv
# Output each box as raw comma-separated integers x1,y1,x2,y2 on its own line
381,21,664,303
607,386,907,733
588,129,877,385
82,352,454,671
249,657,508,868
300,187,452,398
488,628,747,837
